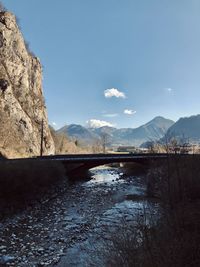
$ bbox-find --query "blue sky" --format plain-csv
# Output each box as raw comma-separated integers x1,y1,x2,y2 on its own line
3,0,200,129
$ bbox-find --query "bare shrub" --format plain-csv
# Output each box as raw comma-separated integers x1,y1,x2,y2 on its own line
146,156,200,266
24,40,36,57
0,1,6,12
104,155,200,267
106,227,143,267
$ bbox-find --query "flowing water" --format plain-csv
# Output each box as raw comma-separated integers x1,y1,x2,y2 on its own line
0,166,152,267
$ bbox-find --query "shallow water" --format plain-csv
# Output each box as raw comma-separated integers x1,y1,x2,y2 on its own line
0,166,152,267
85,166,123,185
56,167,147,267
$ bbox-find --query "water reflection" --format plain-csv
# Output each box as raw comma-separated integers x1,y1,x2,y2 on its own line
85,166,124,186
57,167,150,267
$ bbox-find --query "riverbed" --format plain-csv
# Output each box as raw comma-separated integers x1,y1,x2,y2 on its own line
0,166,151,266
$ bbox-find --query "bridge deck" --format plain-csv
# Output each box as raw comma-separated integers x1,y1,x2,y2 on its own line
2,153,199,174
5,153,199,164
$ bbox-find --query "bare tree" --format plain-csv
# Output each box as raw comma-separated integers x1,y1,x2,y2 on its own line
100,132,110,153
91,139,102,153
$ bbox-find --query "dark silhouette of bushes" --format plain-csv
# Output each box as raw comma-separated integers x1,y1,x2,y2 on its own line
0,160,66,219
105,155,200,267
147,155,200,204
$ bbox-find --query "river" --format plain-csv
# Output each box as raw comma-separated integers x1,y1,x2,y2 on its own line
0,166,152,267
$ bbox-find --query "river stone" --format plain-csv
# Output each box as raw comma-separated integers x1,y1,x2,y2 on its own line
0,255,15,264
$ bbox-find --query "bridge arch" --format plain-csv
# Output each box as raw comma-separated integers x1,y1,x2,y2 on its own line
62,157,151,176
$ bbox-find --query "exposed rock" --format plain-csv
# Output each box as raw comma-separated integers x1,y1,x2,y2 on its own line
0,255,15,264
0,11,55,158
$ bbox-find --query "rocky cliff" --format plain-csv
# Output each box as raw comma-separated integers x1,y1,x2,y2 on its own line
0,11,55,158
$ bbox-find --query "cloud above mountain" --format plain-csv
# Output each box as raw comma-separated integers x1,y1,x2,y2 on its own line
165,87,173,93
86,119,115,128
124,109,136,115
103,113,119,118
104,88,126,99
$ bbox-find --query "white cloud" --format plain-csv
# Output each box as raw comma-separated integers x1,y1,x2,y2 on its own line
124,109,136,115
51,122,57,127
104,88,126,99
165,88,173,92
103,113,119,118
86,119,115,128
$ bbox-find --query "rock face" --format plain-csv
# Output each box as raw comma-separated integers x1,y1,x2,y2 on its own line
0,11,55,158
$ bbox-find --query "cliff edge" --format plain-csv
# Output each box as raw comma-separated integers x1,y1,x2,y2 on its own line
0,11,55,158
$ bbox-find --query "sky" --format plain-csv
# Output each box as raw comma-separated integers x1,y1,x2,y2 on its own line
3,0,200,129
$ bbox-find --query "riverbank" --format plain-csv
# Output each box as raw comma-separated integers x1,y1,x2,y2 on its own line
0,166,149,266
105,156,200,267
1,156,199,266
0,160,66,220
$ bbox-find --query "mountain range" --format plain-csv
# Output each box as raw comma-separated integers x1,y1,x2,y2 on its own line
165,114,200,143
57,116,175,147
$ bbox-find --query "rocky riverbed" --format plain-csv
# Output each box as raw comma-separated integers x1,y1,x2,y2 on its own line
0,166,154,267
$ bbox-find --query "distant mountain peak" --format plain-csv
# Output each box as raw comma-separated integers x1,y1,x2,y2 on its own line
165,114,200,142
58,116,175,147
145,116,175,125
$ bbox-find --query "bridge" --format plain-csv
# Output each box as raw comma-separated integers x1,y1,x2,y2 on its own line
0,153,198,202
7,153,185,175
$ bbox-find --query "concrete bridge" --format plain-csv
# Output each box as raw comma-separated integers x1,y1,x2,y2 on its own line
53,153,170,174
41,152,167,163
1,153,197,200
8,153,172,175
